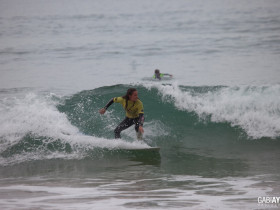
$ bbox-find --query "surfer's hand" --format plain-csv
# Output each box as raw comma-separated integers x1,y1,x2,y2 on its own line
139,126,144,134
99,108,106,114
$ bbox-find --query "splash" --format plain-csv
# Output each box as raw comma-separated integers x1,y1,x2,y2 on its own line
143,82,280,139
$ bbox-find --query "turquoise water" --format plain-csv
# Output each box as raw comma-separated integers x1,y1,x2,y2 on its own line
1,0,280,209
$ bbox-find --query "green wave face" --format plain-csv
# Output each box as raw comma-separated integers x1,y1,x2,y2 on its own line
59,84,280,142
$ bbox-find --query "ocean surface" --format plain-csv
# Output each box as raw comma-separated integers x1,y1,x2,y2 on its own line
1,0,280,209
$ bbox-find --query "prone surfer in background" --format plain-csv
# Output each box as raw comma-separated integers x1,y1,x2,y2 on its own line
99,88,144,139
153,69,173,80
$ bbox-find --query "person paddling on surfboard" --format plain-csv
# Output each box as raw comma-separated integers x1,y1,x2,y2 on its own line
153,69,172,80
99,88,144,140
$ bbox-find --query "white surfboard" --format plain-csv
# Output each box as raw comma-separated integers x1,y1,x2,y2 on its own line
125,147,160,152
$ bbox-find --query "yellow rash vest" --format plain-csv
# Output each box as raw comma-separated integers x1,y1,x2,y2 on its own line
113,97,144,118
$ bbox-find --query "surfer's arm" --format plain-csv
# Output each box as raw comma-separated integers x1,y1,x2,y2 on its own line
137,113,144,133
104,98,114,110
99,98,114,114
137,113,145,126
136,102,144,127
163,73,173,77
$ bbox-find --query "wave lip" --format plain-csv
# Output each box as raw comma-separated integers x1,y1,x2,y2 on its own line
143,83,280,139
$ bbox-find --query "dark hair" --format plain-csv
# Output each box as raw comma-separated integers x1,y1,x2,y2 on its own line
155,69,160,74
122,88,137,110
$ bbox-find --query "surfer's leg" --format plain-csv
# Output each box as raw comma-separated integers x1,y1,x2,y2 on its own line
114,117,134,138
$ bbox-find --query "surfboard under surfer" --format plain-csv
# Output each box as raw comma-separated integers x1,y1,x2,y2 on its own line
99,88,144,139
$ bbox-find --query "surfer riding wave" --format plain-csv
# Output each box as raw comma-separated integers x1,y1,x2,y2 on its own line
99,88,144,139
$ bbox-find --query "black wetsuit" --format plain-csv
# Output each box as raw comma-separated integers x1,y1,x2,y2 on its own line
114,117,143,139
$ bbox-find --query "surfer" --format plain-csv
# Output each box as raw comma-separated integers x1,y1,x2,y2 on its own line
153,69,172,80
99,88,144,139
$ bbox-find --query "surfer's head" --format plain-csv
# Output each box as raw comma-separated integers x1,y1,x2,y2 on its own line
154,69,161,80
123,88,138,102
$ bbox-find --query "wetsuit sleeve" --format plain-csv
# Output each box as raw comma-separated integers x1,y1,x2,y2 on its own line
137,113,145,126
137,101,144,126
104,98,114,110
104,97,123,109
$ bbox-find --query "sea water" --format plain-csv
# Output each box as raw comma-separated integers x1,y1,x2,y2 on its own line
0,0,280,209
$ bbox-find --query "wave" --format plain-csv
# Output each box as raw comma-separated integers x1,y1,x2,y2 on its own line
0,83,279,165
143,82,280,139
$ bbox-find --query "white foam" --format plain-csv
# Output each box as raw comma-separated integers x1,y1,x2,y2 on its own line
0,93,79,144
143,82,280,139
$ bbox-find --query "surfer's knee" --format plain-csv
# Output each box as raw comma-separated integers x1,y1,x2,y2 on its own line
114,126,120,133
